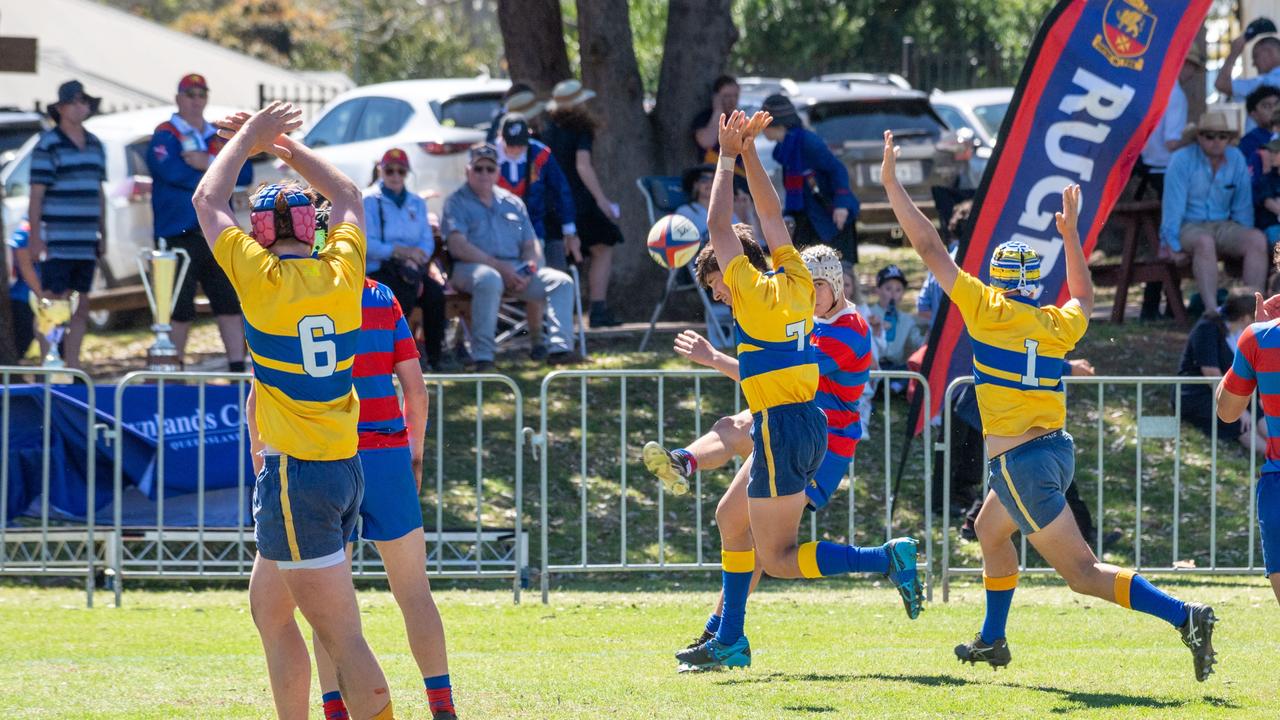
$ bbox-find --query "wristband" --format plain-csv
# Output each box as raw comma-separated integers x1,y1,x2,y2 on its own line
717,155,737,171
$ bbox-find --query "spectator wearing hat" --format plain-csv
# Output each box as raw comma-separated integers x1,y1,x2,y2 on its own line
443,144,578,369
364,148,449,371
759,94,859,261
863,264,924,392
147,73,252,371
486,82,546,144
691,75,741,164
495,113,577,268
27,80,105,369
1161,111,1268,316
1216,20,1280,129
541,79,624,327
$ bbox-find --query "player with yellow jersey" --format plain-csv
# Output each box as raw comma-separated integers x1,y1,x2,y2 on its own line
676,111,919,672
882,130,1217,683
193,103,397,719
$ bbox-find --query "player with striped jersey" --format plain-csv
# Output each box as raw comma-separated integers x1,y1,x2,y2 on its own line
194,103,396,718
882,130,1216,682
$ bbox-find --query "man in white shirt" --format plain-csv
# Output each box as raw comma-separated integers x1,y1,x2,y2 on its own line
1216,30,1280,131
1141,46,1201,190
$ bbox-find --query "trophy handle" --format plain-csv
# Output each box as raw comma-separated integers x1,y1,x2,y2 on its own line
169,247,191,317
136,246,192,325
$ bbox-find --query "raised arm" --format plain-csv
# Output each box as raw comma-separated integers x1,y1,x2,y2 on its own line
740,111,792,253
198,103,302,246
1056,184,1092,317
1214,35,1245,97
882,131,958,293
708,110,748,270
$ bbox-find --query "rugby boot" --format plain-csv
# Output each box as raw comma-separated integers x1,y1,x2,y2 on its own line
885,537,924,619
954,633,1012,669
642,441,689,495
675,635,751,672
1179,602,1218,682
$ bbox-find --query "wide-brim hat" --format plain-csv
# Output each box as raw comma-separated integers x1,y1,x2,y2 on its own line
504,90,546,118
547,79,596,111
48,79,100,122
1193,110,1239,137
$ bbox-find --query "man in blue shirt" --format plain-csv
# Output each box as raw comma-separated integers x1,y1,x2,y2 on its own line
147,73,252,371
1161,111,1268,317
28,80,106,369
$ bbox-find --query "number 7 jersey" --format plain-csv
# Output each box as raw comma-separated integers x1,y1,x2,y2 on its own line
214,222,366,461
949,270,1088,437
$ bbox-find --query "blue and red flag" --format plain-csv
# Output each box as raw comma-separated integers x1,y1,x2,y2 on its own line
915,0,1211,432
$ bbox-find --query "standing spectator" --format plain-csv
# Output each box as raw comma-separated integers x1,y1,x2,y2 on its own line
863,264,924,392
27,80,105,370
759,94,859,260
364,148,448,371
147,73,251,371
1161,111,1267,316
6,218,42,360
1215,24,1280,129
443,144,578,370
486,82,545,144
1239,85,1280,179
495,113,578,271
691,75,740,164
541,79,624,328
1178,292,1267,450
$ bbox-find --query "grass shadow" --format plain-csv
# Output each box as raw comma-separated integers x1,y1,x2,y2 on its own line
715,671,969,688
1005,681,1239,713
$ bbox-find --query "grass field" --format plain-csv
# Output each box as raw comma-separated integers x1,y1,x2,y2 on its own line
4,575,1276,719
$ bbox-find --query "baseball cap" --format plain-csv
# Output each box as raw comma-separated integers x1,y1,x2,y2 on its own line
468,143,499,165
499,113,530,145
178,73,208,93
1246,17,1278,41
380,148,411,170
876,264,907,287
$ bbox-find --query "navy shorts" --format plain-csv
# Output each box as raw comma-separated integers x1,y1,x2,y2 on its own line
253,454,362,569
988,430,1075,535
1258,472,1280,577
41,258,96,295
747,401,827,499
352,446,424,542
805,446,855,511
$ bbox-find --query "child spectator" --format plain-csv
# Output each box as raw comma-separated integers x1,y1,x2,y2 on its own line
1255,128,1280,248
6,218,42,360
865,264,924,392
1178,291,1268,450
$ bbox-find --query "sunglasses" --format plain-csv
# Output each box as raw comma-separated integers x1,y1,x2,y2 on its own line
471,164,498,174
1199,132,1233,141
182,90,208,99
383,166,407,176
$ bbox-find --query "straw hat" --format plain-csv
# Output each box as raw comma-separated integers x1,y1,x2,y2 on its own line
503,90,545,118
547,79,596,111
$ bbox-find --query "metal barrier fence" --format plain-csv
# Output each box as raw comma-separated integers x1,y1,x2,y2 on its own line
940,375,1263,601
0,367,102,607
531,368,932,604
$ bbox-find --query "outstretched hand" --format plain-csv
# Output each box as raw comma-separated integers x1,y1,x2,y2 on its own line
673,329,716,367
214,102,303,158
1255,291,1280,322
1055,184,1082,239
880,130,901,188
717,110,749,156
742,111,773,144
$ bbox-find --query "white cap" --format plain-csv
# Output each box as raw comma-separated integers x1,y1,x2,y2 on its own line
801,244,844,298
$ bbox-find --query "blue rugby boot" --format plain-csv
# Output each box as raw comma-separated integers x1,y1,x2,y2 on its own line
674,635,751,672
885,537,924,619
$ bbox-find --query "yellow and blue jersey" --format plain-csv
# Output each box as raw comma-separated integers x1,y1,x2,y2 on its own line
949,270,1088,437
724,245,819,413
214,222,366,461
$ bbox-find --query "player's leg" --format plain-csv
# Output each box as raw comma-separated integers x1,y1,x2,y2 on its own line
1258,472,1280,605
955,488,1019,669
248,555,309,720
311,546,354,720
379,532,455,719
644,410,753,495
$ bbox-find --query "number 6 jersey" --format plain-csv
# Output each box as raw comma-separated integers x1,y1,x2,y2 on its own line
949,270,1088,437
214,222,365,460
725,244,819,413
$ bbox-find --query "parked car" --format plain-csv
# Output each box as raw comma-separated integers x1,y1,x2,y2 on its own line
930,87,1013,187
297,78,510,198
0,106,277,327
810,72,912,90
0,109,50,169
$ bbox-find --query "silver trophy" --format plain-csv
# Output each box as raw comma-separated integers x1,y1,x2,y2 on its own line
137,241,190,371
29,292,76,368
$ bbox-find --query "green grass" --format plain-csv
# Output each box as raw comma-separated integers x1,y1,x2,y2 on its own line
3,577,1276,718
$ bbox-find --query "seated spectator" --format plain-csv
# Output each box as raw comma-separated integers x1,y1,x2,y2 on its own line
6,218,42,360
1239,85,1280,179
675,164,751,243
1254,135,1280,247
1177,291,1268,450
864,264,924,393
364,148,449,371
1160,111,1267,317
486,82,545,144
443,144,579,370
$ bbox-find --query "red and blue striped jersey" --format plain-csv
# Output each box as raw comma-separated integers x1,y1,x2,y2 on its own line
354,279,420,449
812,305,873,459
1223,318,1280,472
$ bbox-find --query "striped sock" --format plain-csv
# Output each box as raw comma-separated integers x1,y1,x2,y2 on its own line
321,691,349,720
425,674,455,716
980,572,1018,644
1114,570,1187,627
671,448,697,476
797,541,890,577
714,549,755,645
704,613,722,634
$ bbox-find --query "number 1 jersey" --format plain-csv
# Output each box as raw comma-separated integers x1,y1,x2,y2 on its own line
949,270,1088,437
214,222,365,460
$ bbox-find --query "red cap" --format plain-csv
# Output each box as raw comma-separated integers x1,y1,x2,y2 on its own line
380,148,410,170
178,74,208,93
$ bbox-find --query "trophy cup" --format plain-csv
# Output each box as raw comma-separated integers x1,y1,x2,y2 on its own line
137,241,190,371
29,292,76,369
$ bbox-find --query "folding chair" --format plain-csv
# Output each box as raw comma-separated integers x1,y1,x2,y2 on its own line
635,175,733,351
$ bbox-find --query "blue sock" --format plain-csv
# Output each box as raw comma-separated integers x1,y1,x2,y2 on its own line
797,541,890,577
980,573,1018,644
1117,570,1187,627
714,549,754,645
704,613,722,634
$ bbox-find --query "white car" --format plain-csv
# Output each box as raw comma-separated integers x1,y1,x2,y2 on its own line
1,106,278,326
930,87,1014,187
297,78,511,198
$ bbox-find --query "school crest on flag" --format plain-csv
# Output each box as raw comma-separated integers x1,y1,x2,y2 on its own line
1094,0,1156,70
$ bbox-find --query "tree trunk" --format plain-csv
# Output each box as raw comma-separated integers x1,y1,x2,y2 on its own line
496,0,571,93
650,0,738,175
575,0,664,316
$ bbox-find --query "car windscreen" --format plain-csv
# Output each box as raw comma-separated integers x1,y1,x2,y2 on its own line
0,123,41,153
973,102,1010,139
807,99,946,144
431,93,504,130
